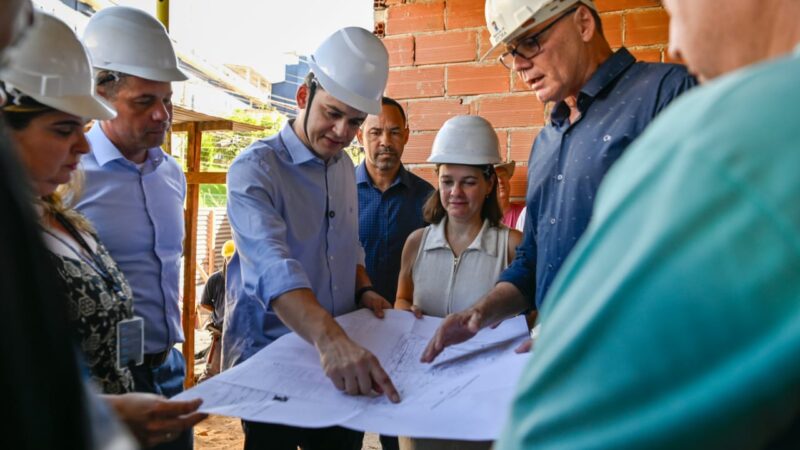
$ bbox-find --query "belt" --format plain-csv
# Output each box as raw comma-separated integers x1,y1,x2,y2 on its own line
142,350,171,368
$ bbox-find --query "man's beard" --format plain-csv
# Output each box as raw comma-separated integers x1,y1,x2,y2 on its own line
372,149,400,171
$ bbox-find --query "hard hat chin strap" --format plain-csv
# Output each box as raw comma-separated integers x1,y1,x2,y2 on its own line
302,79,326,161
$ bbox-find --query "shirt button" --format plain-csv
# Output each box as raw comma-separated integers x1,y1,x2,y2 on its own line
329,255,334,261
550,218,556,224
328,210,336,218
333,286,338,291
556,174,563,181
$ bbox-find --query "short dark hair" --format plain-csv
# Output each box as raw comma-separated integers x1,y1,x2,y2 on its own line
422,164,503,227
381,96,407,127
95,70,131,100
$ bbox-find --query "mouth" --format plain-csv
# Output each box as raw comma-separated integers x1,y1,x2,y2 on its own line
528,74,545,89
323,136,344,146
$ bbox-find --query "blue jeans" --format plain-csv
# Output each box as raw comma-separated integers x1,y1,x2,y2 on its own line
130,347,192,450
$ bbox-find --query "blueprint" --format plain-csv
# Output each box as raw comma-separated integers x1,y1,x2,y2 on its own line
175,309,530,440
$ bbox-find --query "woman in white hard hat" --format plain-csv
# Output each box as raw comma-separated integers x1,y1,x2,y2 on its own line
0,12,204,447
394,115,523,450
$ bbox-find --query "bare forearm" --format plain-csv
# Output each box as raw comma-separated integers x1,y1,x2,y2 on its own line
271,288,347,350
473,282,529,328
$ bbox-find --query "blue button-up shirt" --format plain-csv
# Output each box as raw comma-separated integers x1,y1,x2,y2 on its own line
357,162,433,302
499,48,696,309
77,124,186,353
223,122,365,368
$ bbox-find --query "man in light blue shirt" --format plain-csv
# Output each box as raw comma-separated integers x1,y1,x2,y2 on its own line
495,0,800,448
224,27,400,449
76,7,197,450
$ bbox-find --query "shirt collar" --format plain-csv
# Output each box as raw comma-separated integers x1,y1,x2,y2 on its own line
87,123,166,169
423,219,499,257
356,161,409,189
551,47,636,124
87,122,125,167
282,120,343,166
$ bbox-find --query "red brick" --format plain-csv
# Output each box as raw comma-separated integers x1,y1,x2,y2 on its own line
385,0,404,5
511,70,529,92
663,49,684,64
509,165,528,198
495,130,509,159
386,67,445,99
595,0,661,12
625,9,669,47
407,98,470,131
403,132,436,163
477,29,496,60
383,35,414,68
387,2,445,35
630,48,662,63
509,129,539,162
409,166,438,187
447,64,509,96
415,31,477,65
600,13,622,49
446,0,485,30
476,94,546,128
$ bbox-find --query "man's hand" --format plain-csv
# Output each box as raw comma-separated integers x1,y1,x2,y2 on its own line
420,307,484,363
317,335,401,403
358,290,392,318
103,393,207,447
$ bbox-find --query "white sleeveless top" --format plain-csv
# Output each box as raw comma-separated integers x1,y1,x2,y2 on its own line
412,219,510,317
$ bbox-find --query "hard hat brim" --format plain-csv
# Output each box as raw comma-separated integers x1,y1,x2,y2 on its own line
93,61,189,83
31,93,117,121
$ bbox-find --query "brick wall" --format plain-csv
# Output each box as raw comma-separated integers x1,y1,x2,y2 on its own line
374,0,671,199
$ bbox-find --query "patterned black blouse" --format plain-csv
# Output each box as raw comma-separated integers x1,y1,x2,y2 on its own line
43,218,136,395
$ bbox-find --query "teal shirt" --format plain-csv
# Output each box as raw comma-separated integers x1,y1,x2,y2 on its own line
497,46,800,449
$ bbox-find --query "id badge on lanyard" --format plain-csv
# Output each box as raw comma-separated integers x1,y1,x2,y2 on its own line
117,317,144,369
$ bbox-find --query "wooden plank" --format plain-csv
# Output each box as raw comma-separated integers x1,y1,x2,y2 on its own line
182,122,201,388
172,120,234,133
185,172,227,185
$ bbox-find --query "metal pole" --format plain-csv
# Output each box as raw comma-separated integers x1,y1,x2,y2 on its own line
156,0,169,30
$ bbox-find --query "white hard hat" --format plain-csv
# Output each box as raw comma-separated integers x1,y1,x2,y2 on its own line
0,11,116,120
483,0,597,60
82,6,188,82
428,116,502,166
308,27,389,115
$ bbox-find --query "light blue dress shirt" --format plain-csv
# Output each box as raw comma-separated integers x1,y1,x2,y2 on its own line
223,122,364,368
77,124,186,354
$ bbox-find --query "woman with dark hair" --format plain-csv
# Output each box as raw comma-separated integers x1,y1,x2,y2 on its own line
0,11,204,448
394,116,521,449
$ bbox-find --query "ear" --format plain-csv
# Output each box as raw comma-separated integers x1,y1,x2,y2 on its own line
296,84,309,110
356,126,365,146
400,126,410,147
575,5,597,43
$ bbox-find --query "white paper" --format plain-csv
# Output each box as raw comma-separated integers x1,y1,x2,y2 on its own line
175,309,530,440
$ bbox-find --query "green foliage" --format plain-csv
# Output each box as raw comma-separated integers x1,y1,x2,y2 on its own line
200,109,286,172
200,184,227,208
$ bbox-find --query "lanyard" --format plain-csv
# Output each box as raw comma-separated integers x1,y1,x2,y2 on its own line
45,213,128,305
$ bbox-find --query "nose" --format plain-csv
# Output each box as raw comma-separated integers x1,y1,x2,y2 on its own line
379,129,391,147
74,132,90,155
512,52,533,71
152,101,171,122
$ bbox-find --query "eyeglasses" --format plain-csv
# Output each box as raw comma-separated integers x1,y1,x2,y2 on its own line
498,6,579,70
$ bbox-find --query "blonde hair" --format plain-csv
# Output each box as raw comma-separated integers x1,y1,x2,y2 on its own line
39,170,95,235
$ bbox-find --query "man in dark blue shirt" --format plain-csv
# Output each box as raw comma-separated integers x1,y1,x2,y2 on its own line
356,97,434,305
356,97,432,450
422,0,696,361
